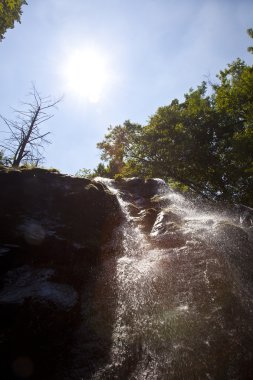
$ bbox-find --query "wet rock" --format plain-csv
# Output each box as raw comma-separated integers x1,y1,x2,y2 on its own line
150,230,186,249
127,202,141,217
213,221,253,289
150,211,183,237
116,177,167,202
234,204,253,227
215,221,249,243
150,211,185,248
150,193,173,209
137,208,158,233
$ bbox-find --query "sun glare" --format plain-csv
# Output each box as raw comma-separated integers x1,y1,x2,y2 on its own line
62,48,110,103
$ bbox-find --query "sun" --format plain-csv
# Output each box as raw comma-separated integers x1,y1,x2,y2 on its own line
62,48,110,103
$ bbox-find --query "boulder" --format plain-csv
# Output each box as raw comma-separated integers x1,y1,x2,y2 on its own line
0,168,121,379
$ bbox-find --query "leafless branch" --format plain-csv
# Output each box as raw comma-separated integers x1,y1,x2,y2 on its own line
0,85,62,167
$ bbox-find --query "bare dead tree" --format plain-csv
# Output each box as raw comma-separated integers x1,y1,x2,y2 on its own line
0,85,62,167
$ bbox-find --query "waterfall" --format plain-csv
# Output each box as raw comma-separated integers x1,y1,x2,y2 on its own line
93,178,253,380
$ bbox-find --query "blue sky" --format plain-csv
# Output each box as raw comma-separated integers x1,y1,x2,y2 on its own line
0,0,252,174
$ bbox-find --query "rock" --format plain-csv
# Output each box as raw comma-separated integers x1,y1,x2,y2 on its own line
137,208,158,233
115,177,168,204
234,204,253,227
127,203,141,217
215,221,249,243
0,265,78,309
0,168,121,379
149,210,185,248
2,172,253,379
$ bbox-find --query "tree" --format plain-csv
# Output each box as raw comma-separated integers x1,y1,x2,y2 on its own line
129,83,222,197
97,66,253,205
0,85,62,167
75,163,109,179
128,67,253,204
0,0,27,41
0,149,5,165
93,163,109,177
97,120,142,177
96,28,253,205
213,58,253,204
75,168,94,179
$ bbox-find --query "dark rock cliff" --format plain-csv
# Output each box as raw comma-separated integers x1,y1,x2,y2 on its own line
1,173,253,380
0,168,121,380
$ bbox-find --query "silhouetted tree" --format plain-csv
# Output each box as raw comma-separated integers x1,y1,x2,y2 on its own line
0,85,62,167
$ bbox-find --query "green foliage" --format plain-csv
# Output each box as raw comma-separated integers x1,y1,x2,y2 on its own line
0,0,27,41
0,150,4,164
97,120,142,177
167,179,189,192
75,168,95,179
114,173,124,181
96,28,253,206
94,163,109,177
76,163,109,179
18,163,60,173
136,82,222,197
212,59,253,204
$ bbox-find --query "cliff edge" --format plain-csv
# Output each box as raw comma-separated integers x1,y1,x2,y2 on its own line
0,168,121,380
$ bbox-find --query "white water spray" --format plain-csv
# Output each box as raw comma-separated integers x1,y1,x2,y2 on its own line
92,178,253,380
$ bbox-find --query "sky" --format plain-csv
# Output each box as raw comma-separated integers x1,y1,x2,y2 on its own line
0,0,252,175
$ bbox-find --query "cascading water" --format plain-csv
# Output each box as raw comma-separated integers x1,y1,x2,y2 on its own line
93,178,253,380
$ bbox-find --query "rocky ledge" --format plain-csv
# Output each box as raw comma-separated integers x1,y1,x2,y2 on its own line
0,168,121,380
